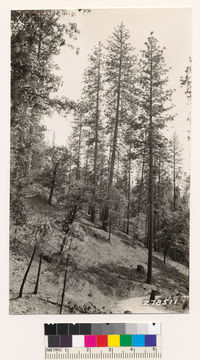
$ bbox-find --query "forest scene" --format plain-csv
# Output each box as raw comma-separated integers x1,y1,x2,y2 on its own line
10,9,191,314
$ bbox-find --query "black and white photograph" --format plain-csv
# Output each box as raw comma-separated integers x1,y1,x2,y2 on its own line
10,8,191,314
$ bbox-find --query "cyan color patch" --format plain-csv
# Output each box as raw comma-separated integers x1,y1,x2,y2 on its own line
132,335,145,347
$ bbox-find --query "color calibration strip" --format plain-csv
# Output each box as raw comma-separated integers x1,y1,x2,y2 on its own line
46,333,158,348
44,323,161,359
44,323,160,348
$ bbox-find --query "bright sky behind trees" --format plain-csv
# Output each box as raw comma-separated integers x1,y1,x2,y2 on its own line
43,8,191,173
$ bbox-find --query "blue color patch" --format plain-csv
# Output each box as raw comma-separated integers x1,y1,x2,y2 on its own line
132,335,145,347
145,335,156,347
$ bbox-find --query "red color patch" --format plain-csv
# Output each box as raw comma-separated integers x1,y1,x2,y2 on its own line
96,335,108,347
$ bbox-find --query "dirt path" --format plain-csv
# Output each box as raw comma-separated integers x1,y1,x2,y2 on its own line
112,295,176,314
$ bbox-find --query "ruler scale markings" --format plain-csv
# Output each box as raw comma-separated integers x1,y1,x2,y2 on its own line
44,349,162,360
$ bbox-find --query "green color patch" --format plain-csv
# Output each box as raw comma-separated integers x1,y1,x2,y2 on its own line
120,335,132,347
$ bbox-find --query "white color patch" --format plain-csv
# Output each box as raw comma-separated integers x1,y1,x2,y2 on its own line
148,323,161,335
72,335,85,348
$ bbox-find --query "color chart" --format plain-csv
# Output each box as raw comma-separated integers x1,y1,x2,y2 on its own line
44,323,162,359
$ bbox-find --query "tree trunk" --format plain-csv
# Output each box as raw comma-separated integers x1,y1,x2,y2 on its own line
59,235,67,254
172,138,177,261
138,144,146,214
26,123,33,184
147,45,154,285
76,122,82,180
68,152,72,180
173,138,176,212
90,207,96,223
102,204,109,231
102,28,123,230
126,153,131,235
163,248,168,263
19,245,37,298
91,45,101,223
157,158,161,251
108,217,112,241
116,150,120,184
48,163,58,205
33,254,42,295
123,218,127,234
145,209,149,248
59,254,70,314
60,223,72,255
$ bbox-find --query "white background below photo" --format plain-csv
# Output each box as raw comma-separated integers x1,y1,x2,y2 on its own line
0,0,200,360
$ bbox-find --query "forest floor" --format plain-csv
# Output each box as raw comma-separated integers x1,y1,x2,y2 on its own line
9,194,189,315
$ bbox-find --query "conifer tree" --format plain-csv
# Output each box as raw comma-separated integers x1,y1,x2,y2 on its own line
139,32,174,283
170,132,182,212
82,42,104,222
102,22,137,231
70,102,88,181
180,57,191,139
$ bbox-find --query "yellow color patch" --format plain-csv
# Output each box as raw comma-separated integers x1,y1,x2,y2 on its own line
108,335,120,347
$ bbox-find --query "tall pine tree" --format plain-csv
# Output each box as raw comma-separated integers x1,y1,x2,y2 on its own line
139,32,174,283
82,42,104,222
102,22,137,231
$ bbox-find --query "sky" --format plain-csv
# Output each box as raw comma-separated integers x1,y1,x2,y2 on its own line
43,8,192,173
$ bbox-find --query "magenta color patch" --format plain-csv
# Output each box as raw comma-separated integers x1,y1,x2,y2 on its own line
85,335,97,347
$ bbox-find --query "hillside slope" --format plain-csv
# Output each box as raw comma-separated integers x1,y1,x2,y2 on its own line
9,196,189,315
